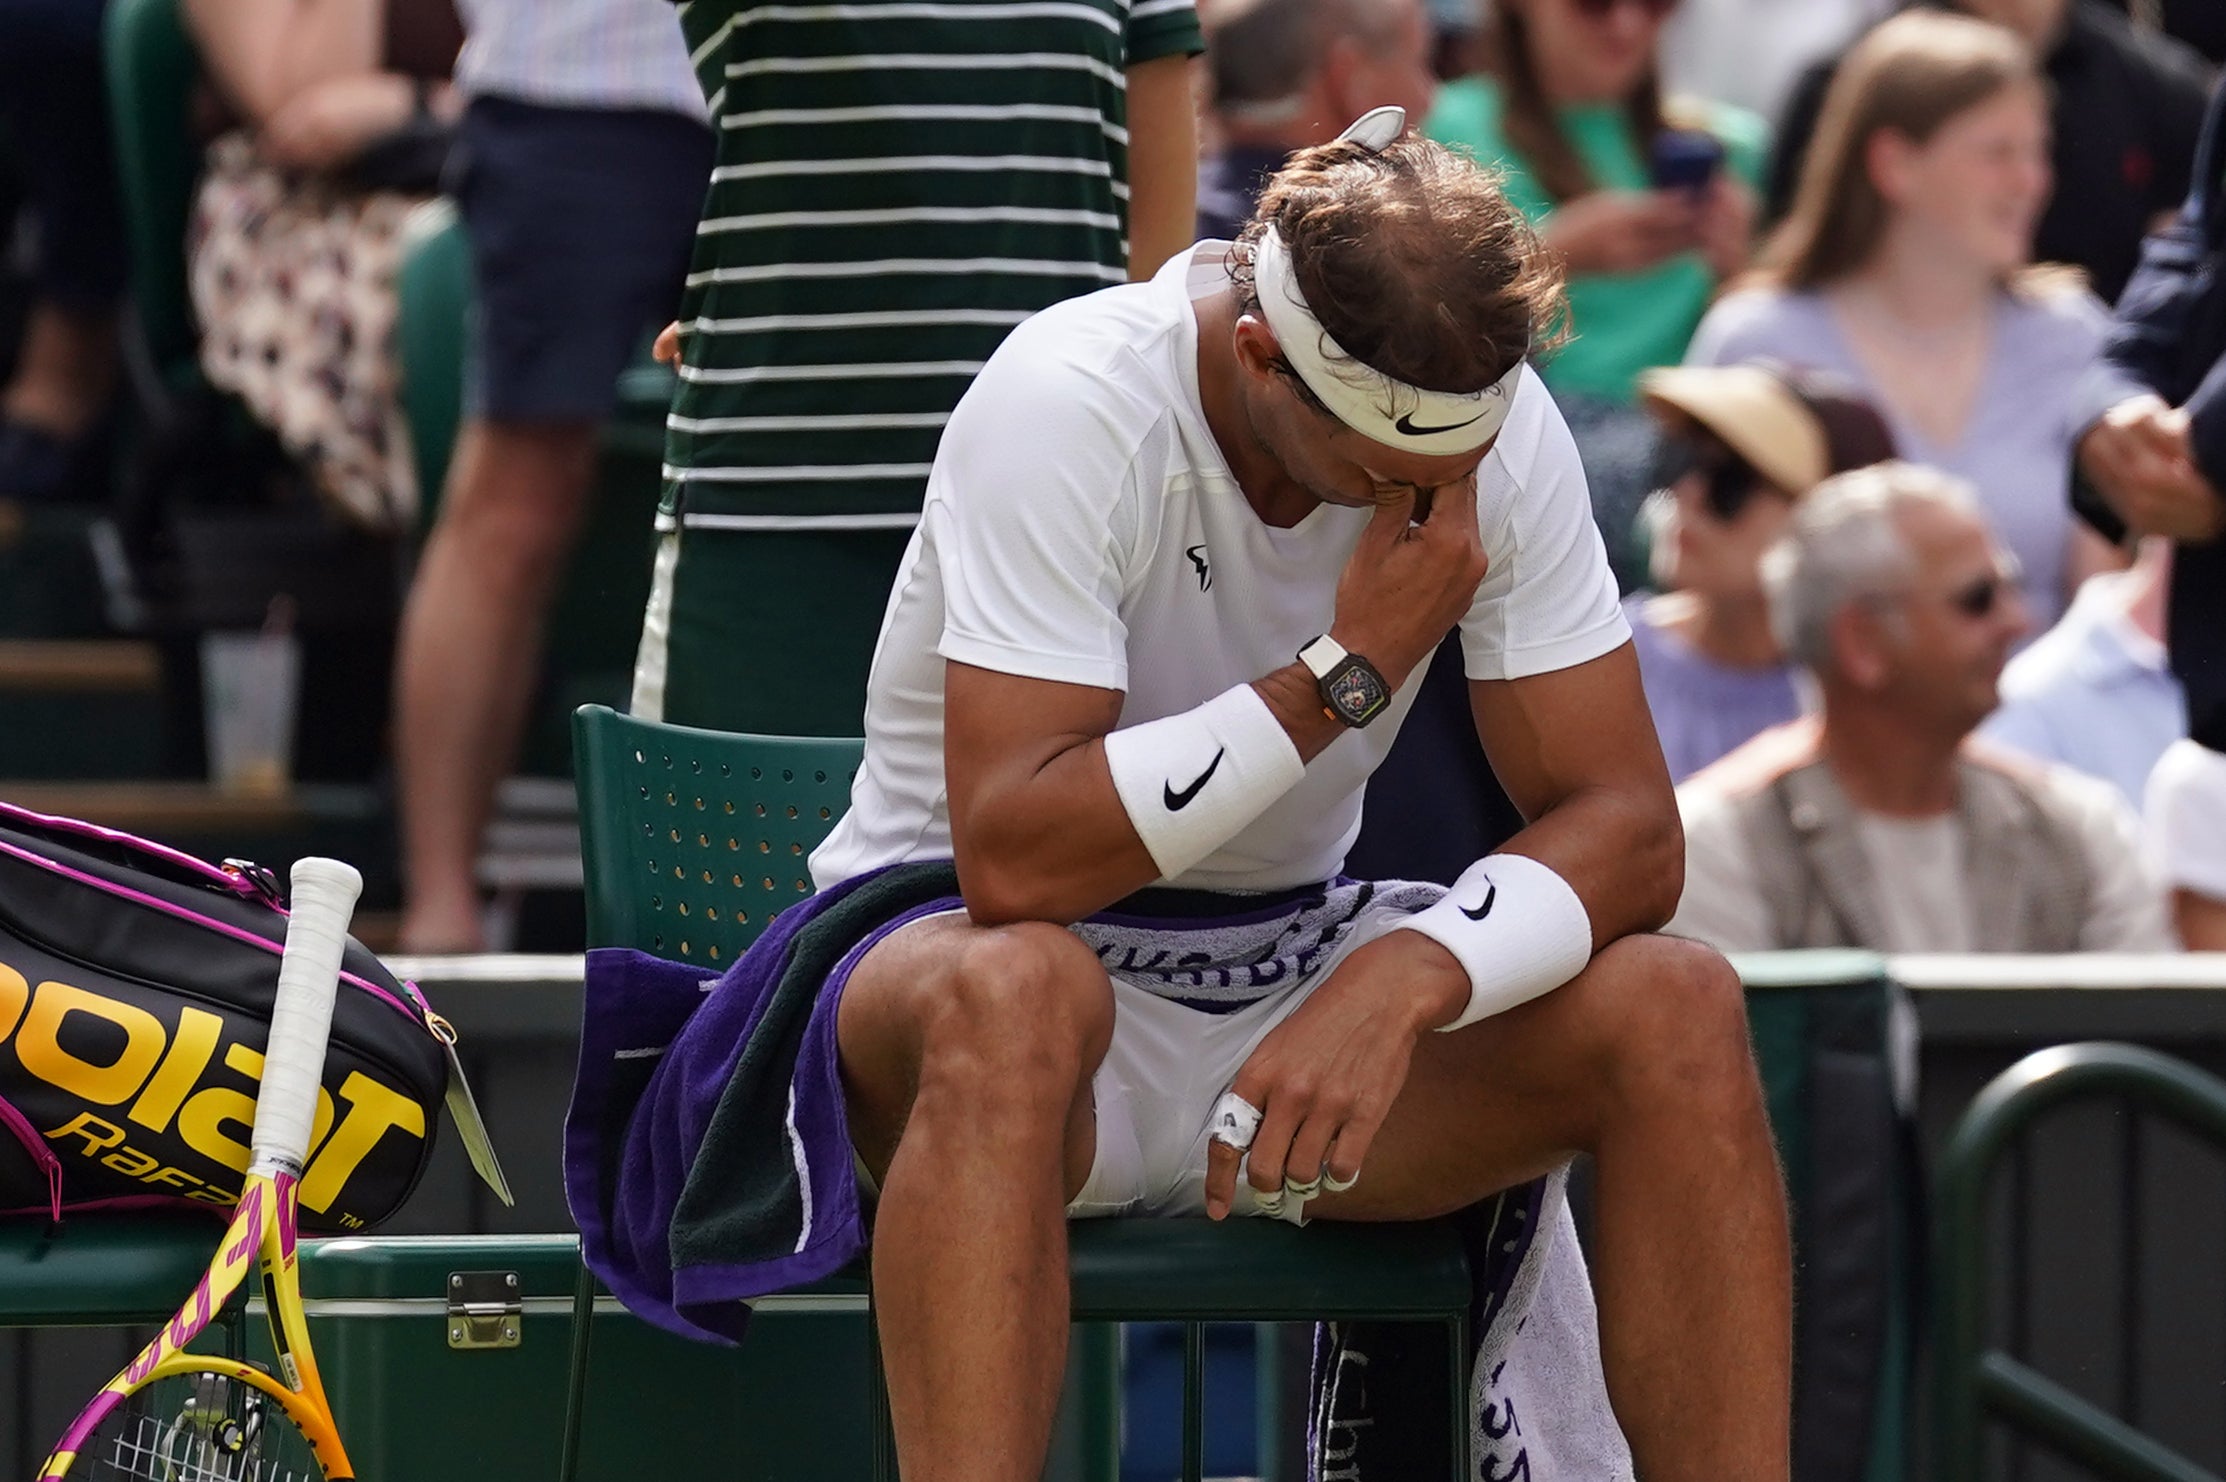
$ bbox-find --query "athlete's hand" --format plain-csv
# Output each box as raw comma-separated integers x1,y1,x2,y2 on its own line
1201,932,1465,1220
1330,475,1488,688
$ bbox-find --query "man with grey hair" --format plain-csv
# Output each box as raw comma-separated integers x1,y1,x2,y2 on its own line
1195,0,1436,239
1669,462,2174,953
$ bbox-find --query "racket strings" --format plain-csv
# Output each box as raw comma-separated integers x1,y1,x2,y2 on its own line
82,1371,324,1482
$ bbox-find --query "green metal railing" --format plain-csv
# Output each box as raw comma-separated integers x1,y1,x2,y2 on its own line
1935,1042,2226,1482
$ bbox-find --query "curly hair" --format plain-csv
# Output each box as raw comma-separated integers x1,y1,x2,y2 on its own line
1228,135,1567,400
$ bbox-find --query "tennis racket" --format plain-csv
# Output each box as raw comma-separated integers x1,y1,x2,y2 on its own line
39,857,364,1481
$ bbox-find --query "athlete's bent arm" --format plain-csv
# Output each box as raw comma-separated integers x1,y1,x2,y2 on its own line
948,488,1483,926
943,661,1347,926
1467,639,1683,946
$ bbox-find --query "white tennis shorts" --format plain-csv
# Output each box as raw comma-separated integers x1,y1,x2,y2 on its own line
1067,896,1418,1221
851,897,1420,1220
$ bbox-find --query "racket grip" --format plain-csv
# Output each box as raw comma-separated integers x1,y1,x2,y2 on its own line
252,858,364,1171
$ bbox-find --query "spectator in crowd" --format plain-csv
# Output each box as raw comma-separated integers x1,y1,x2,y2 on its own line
630,1,1202,738
1671,462,2174,954
1979,538,2184,809
2073,71,2225,795
1767,0,2214,305
2145,740,2226,947
388,0,714,953
1425,0,1767,587
181,0,464,530
1626,360,1895,781
0,0,126,502
2072,72,2226,950
1689,10,2120,640
1195,0,1437,241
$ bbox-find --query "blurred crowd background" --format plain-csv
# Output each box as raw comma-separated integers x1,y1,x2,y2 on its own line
0,0,2222,961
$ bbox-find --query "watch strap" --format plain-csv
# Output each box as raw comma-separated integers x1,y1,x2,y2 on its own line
1297,633,1349,680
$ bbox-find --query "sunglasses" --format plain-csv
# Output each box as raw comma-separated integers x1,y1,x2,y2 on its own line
1886,557,2024,621
1652,436,1770,523
1570,0,1679,20
1940,563,2022,620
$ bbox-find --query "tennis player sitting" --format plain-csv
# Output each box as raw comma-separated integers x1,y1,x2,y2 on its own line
817,114,1791,1480
569,112,1791,1482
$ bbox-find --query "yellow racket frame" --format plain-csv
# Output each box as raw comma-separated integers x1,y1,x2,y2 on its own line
39,1170,354,1480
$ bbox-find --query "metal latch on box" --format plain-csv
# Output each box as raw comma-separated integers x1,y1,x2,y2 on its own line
447,1271,523,1350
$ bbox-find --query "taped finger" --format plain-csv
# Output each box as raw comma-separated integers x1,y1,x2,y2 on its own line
1323,1168,1360,1194
1207,1091,1263,1152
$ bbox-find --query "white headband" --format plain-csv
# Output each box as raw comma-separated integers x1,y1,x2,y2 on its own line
1252,226,1522,456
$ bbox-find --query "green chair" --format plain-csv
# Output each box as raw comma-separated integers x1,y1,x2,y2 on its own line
563,703,1476,1482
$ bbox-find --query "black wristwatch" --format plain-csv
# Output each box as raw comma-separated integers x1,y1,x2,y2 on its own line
1297,634,1392,728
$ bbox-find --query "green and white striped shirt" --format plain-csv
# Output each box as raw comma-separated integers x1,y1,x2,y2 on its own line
663,0,1203,529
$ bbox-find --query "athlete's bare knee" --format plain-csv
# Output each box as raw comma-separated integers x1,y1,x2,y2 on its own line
1590,935,1758,1113
917,922,1111,1109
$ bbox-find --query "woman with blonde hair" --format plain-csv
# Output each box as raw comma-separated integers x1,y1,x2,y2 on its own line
1686,8,2119,633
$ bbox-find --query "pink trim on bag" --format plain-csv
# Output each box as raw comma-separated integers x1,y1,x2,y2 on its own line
0,799,257,897
1,1193,224,1220
0,836,421,1024
0,1092,64,1222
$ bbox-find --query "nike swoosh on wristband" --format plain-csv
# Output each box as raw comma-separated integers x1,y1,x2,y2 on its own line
1395,408,1487,437
1459,882,1497,921
1163,749,1226,811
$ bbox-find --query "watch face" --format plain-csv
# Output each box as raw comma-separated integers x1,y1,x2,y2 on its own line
1327,660,1389,724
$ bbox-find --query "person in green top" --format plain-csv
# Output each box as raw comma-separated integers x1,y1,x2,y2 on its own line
1426,0,1767,584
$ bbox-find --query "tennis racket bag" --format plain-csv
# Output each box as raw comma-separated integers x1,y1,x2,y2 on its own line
0,800,497,1231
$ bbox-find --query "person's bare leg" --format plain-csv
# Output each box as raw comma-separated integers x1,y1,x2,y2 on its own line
838,914,1112,1482
2,300,118,438
393,420,597,952
1313,935,1792,1482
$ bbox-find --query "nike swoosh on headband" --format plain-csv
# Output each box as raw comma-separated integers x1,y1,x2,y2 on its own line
1395,409,1487,437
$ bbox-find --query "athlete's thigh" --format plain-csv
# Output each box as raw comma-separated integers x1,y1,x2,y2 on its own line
836,909,1114,1190
1308,936,1651,1222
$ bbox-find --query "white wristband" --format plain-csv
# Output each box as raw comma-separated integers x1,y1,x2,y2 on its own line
1103,683,1306,880
1391,853,1594,1032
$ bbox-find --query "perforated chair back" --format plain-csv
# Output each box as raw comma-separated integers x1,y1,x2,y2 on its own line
571,705,864,962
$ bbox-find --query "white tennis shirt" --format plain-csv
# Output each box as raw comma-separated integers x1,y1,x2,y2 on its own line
810,243,1630,894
